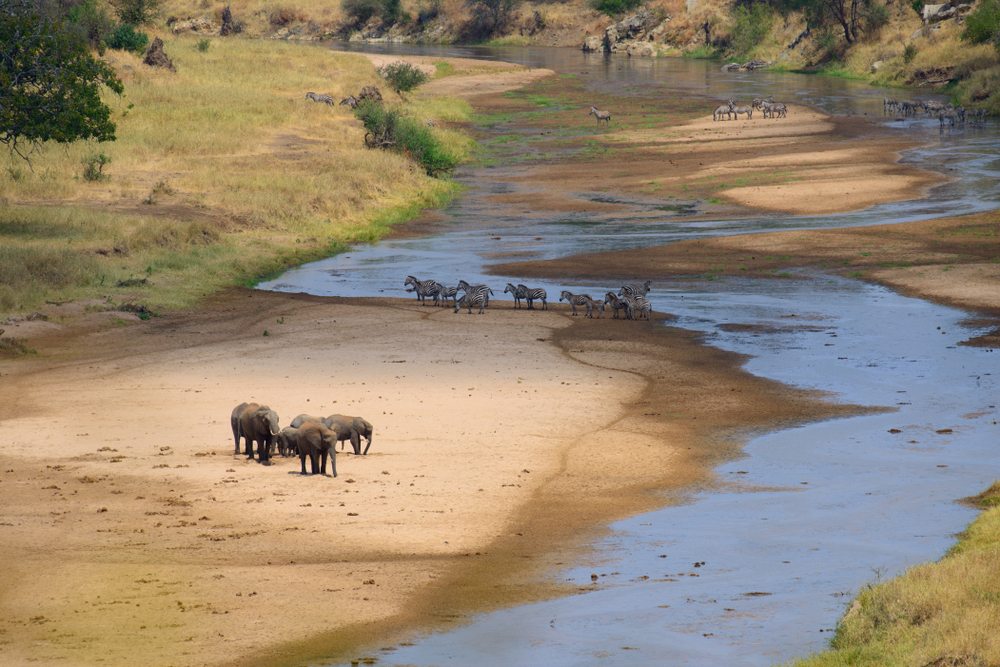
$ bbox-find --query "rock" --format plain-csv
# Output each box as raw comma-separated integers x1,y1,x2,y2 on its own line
721,62,742,71
626,42,657,57
169,16,217,34
358,85,383,103
142,37,175,71
871,60,884,73
603,9,662,53
582,35,602,52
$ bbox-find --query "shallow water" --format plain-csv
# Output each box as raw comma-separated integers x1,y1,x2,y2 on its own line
258,47,1000,665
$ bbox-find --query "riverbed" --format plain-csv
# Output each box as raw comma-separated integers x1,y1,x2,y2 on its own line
260,46,1000,665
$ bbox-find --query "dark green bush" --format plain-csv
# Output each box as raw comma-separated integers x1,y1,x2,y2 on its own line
910,0,924,17
105,23,149,53
354,100,457,176
109,0,161,26
342,0,402,25
67,0,114,52
962,0,1000,51
589,0,642,17
378,62,429,93
729,3,773,57
82,152,111,181
903,43,917,63
865,2,889,33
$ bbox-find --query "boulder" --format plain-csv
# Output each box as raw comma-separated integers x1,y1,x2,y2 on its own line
143,37,175,71
582,35,602,52
169,16,217,34
358,85,383,103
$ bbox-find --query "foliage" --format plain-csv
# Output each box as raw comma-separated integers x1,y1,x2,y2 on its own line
465,0,522,36
378,61,429,93
963,0,1000,51
109,0,161,26
910,0,924,17
589,0,642,17
196,38,210,51
903,42,917,63
729,3,774,57
353,100,457,176
0,0,123,159
342,0,402,25
417,0,441,25
66,0,114,52
81,153,111,181
105,22,149,53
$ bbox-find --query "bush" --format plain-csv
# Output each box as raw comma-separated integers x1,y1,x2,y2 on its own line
196,38,210,51
105,23,149,53
269,5,306,26
67,0,115,52
590,0,642,16
417,0,441,25
354,100,457,176
378,61,429,93
963,0,1000,51
910,0,924,17
729,3,773,57
109,0,161,26
82,153,110,181
465,0,521,36
865,2,889,33
342,0,402,25
903,43,917,63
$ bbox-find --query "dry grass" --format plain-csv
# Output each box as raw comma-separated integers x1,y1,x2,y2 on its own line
0,36,472,314
796,481,1000,667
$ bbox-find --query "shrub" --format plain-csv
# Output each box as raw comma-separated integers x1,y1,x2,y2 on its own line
903,43,917,63
82,153,110,181
378,61,429,93
729,3,774,57
417,0,441,25
910,0,924,17
67,0,115,52
465,0,521,36
269,5,306,26
354,100,457,176
105,23,149,53
196,38,210,51
590,0,642,16
865,2,889,34
342,0,402,25
962,0,1000,51
109,0,161,26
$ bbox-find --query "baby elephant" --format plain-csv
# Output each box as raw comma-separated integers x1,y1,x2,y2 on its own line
276,426,300,457
292,422,338,477
323,414,374,455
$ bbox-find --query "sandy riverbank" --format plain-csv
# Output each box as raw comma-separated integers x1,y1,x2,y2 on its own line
0,289,855,666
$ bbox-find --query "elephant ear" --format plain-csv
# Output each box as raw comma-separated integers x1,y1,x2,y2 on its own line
266,410,280,435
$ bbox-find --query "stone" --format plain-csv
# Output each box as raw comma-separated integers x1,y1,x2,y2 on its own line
582,35,602,52
169,16,216,34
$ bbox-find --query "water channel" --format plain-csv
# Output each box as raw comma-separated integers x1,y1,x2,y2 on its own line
259,46,1000,665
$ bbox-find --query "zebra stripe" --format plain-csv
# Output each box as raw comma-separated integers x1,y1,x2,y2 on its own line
457,280,493,307
305,92,334,105
504,283,526,309
604,292,629,319
618,280,652,298
518,284,547,310
404,275,442,305
455,291,488,314
559,290,598,317
622,294,652,321
434,285,459,307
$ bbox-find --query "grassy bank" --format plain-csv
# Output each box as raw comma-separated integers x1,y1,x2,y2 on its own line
796,482,1000,667
0,36,473,315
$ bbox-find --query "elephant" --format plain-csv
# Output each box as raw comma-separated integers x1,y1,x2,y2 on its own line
276,426,300,457
290,414,324,428
323,414,374,455
294,421,338,477
230,402,280,463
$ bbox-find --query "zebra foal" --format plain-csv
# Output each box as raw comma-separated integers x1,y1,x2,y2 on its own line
455,291,488,314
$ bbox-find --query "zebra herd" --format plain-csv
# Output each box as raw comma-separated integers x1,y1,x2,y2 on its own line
713,97,788,121
404,275,654,320
883,97,989,127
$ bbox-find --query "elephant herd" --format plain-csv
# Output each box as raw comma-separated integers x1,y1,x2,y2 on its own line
230,402,373,478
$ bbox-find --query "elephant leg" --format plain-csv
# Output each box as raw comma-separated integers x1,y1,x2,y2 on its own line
309,452,319,474
319,451,328,476
299,454,308,475
246,438,255,459
362,436,372,456
329,450,337,478
350,432,361,456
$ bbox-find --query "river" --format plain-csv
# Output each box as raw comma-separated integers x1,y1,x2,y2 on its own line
258,46,1000,665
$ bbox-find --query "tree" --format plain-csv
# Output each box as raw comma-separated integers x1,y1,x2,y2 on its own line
0,0,124,159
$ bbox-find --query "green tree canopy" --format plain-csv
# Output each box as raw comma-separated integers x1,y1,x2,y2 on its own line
1,0,124,158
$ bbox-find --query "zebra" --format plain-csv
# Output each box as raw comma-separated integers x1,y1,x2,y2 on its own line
729,99,753,120
713,102,734,121
457,280,493,307
339,95,359,108
403,275,442,305
622,294,652,321
434,284,459,307
618,280,652,298
762,101,787,119
604,292,629,319
504,283,527,309
752,96,774,111
590,106,612,125
305,91,334,106
455,291,488,314
883,97,898,114
559,290,595,317
518,284,547,310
